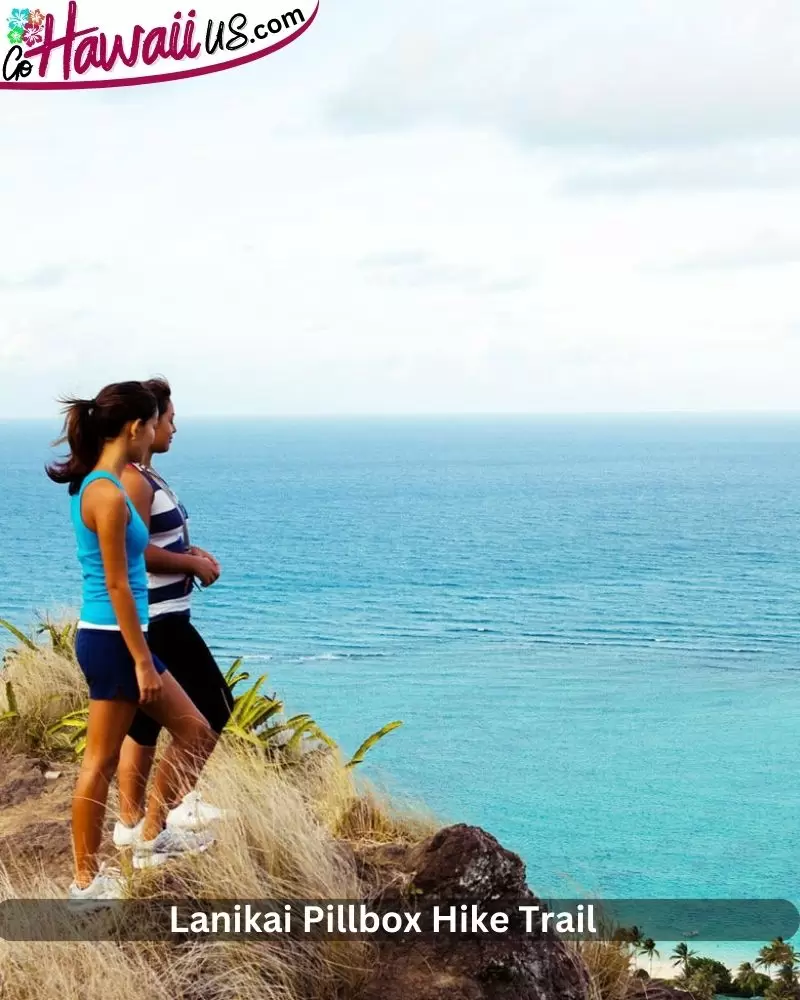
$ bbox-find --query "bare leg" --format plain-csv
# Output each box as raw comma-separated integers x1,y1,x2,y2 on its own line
138,671,217,842
117,738,157,827
73,698,138,887
165,729,225,804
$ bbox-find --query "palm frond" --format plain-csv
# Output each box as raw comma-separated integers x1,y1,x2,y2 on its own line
224,657,250,690
0,619,36,650
345,721,403,769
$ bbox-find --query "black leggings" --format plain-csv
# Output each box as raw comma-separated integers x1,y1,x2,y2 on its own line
127,614,234,748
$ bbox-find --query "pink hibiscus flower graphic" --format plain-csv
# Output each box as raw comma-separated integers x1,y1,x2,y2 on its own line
26,7,44,26
23,21,41,44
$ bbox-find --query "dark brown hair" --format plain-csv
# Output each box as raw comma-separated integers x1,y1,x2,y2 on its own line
46,381,158,494
144,376,172,417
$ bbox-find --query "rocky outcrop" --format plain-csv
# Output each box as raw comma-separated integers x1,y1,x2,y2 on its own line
408,824,529,898
356,824,591,1000
0,757,596,1000
627,978,696,1000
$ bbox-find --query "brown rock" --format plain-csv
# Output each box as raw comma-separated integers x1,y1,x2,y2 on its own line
407,825,529,900
627,978,695,1000
359,824,591,1000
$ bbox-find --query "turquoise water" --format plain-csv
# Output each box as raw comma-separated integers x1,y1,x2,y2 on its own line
2,416,799,956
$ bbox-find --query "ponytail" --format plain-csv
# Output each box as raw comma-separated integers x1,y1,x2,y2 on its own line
46,381,158,494
46,397,102,494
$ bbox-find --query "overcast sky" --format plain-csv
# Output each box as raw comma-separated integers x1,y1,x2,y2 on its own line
2,0,800,417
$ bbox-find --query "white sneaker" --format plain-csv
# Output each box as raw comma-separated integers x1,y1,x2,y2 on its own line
68,864,125,904
132,826,214,869
167,790,226,831
113,818,144,848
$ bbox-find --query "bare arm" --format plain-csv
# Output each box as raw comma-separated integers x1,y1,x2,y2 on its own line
146,544,197,575
85,480,161,703
121,465,209,577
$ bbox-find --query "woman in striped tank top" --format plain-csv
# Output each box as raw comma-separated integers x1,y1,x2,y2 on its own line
114,378,234,843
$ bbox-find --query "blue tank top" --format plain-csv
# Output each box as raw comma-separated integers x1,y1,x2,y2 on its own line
70,471,150,628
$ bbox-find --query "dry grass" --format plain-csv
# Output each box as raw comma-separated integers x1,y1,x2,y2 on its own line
0,634,439,1000
0,635,87,756
568,938,638,1000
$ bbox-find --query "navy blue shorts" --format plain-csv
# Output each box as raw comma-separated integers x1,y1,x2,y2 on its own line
75,628,168,702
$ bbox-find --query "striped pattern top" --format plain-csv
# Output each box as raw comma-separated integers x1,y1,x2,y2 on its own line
134,464,193,620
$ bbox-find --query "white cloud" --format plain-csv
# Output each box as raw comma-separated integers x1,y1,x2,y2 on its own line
330,0,800,148
560,143,800,195
0,1,798,416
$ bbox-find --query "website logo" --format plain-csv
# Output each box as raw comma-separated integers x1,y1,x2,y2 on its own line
2,1,318,89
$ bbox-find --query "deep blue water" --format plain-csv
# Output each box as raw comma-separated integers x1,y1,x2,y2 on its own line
2,416,800,955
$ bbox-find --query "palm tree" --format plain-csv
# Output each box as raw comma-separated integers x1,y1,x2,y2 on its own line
639,938,660,975
617,924,643,969
687,967,719,1000
672,942,698,978
777,962,799,988
736,962,765,996
758,940,797,974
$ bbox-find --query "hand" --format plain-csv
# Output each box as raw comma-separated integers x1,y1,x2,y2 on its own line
135,660,163,705
190,546,221,575
189,554,220,587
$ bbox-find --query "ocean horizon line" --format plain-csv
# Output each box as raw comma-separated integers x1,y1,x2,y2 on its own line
3,409,800,423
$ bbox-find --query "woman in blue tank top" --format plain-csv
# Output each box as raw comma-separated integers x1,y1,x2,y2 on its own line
47,381,217,901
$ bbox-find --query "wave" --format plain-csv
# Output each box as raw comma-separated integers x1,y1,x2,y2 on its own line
291,651,391,662
515,633,775,654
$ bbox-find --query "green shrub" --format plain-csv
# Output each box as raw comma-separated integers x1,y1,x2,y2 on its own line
1,617,402,769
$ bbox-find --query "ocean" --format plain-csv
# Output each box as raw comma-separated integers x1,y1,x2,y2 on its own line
2,415,799,964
